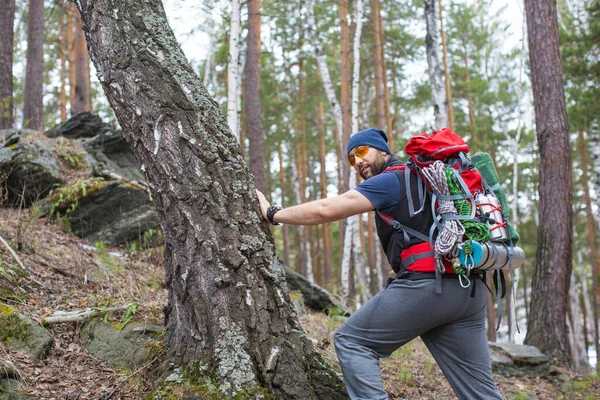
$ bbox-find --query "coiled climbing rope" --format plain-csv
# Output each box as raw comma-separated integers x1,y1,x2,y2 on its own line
421,161,464,273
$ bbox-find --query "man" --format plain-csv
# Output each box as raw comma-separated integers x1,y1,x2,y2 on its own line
256,128,503,400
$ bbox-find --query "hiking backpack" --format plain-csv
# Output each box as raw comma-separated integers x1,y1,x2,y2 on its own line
378,128,524,295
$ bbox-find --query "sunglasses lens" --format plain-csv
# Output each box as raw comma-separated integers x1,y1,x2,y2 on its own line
348,146,368,166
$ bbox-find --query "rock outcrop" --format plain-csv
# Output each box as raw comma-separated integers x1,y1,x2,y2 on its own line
45,112,111,139
490,341,550,377
0,140,63,206
80,320,164,369
65,180,157,246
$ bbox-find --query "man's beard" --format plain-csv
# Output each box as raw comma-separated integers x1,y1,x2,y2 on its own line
358,152,387,180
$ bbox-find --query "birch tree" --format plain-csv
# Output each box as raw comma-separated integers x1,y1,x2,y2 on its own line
424,0,449,129
227,0,242,141
77,0,346,396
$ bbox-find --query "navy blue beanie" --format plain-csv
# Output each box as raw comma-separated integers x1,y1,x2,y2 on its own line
346,128,391,156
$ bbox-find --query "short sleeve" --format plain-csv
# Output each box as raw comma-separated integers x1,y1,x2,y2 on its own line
355,172,402,212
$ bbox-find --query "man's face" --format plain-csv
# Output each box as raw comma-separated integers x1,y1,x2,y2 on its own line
348,146,388,180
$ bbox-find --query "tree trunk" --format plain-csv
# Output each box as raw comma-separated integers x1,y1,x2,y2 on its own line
523,0,573,366
0,0,15,129
424,0,448,129
377,10,394,148
245,0,267,193
291,157,314,282
590,120,600,232
339,0,352,193
438,0,454,131
67,2,75,115
371,0,386,132
578,127,600,360
72,9,91,115
462,50,477,147
318,102,334,286
59,8,68,121
22,0,45,130
277,144,291,267
568,271,589,371
227,0,241,141
78,1,345,397
306,0,344,160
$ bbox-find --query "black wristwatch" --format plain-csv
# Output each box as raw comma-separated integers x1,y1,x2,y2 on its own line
266,204,282,225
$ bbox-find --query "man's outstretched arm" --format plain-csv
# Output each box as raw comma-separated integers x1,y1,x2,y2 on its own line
256,189,375,226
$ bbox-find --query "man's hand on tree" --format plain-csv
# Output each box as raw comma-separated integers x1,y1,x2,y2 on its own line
256,189,270,220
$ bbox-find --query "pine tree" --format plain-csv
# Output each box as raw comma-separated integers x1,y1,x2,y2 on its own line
22,0,45,130
523,0,573,366
0,0,15,129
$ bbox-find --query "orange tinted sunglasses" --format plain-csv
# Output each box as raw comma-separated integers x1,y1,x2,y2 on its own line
348,145,370,166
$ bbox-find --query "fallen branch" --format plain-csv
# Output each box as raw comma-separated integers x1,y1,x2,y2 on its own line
0,233,26,272
104,352,165,399
41,305,129,326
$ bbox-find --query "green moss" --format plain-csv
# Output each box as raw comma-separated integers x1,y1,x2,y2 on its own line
559,372,600,399
0,303,31,344
54,142,87,170
47,177,109,218
148,364,274,400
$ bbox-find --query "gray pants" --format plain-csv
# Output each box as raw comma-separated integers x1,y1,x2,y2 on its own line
334,276,504,400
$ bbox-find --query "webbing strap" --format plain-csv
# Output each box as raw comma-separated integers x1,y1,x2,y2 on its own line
492,245,501,330
377,211,430,243
506,238,521,334
435,264,442,294
400,251,435,270
405,167,426,217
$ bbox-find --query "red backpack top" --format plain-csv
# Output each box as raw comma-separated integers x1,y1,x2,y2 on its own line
405,128,470,167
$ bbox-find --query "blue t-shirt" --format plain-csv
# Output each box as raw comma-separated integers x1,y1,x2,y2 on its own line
355,171,402,214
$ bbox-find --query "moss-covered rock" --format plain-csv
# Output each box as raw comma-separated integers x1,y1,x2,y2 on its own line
0,303,53,359
0,141,63,207
80,320,164,369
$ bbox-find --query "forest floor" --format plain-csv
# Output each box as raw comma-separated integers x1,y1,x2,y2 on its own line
1,206,599,399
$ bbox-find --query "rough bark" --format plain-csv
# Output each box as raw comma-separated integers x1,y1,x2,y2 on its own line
578,127,600,360
78,1,345,397
22,0,45,130
0,0,15,129
523,0,573,366
227,0,241,141
424,0,448,129
245,0,267,193
72,10,91,115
